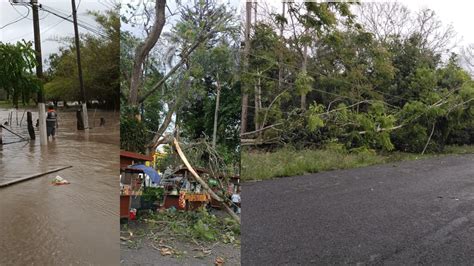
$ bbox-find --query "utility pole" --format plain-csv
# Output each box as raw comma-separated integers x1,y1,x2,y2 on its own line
31,0,47,145
71,0,89,130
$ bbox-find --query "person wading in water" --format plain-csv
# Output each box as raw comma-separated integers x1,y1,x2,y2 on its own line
46,104,58,140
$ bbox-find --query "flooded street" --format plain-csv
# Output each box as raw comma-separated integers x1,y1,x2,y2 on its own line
0,108,119,265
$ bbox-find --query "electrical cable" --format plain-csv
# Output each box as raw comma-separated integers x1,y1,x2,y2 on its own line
39,5,107,38
40,4,102,35
0,6,30,29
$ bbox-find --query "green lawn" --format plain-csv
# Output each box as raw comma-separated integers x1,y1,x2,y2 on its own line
241,145,474,181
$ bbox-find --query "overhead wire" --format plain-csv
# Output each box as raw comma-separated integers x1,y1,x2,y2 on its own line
11,4,32,20
41,4,95,28
4,2,104,42
38,5,107,38
0,5,30,29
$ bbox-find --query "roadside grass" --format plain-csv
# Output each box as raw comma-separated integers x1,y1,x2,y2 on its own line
241,145,474,181
0,100,36,109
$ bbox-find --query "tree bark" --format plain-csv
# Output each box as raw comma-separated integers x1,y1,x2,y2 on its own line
278,2,285,92
128,0,166,106
212,77,221,149
301,42,308,110
421,122,436,155
240,1,252,135
254,71,261,132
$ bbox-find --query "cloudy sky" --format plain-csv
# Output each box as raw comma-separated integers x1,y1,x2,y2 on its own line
400,0,474,46
0,0,112,67
2,0,472,68
242,0,474,51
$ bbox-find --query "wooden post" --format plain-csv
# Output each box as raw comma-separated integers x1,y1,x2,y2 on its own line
76,109,84,130
0,126,3,145
27,112,35,140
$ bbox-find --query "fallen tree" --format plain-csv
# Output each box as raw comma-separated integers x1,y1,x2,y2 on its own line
173,138,241,224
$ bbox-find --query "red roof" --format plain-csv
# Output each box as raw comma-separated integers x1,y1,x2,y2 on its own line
120,150,153,162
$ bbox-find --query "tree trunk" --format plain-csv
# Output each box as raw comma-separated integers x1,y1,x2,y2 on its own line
301,44,308,110
128,0,166,106
254,70,260,132
212,78,221,149
278,2,285,92
240,1,252,135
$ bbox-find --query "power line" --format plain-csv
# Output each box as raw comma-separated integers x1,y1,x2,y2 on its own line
4,1,104,42
11,4,32,20
39,5,106,38
0,6,30,29
37,4,102,33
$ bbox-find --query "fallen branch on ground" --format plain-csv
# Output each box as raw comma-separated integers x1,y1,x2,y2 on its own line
173,138,241,224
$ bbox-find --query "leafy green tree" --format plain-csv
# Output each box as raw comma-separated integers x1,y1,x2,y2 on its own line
44,9,120,109
0,41,41,106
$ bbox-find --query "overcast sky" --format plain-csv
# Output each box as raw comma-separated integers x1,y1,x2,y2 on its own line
400,0,474,47
242,0,474,51
0,0,112,68
2,0,472,69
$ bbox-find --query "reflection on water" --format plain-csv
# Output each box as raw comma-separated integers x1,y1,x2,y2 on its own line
0,108,119,265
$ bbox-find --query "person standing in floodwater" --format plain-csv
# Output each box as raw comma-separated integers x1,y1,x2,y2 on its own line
46,105,58,140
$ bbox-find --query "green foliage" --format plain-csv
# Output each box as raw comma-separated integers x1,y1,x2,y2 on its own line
120,104,147,153
307,103,324,131
44,9,120,108
141,187,164,203
244,3,473,155
295,71,314,97
144,208,240,243
0,40,41,106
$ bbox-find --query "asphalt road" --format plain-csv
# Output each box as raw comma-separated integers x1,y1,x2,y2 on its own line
242,154,474,265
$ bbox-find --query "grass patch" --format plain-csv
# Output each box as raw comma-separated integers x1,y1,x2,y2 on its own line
0,100,36,109
241,145,474,181
442,145,474,154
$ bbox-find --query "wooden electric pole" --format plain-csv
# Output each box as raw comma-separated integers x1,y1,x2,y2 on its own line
31,0,48,145
71,0,89,130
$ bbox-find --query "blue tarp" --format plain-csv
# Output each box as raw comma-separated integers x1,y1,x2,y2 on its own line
129,164,161,184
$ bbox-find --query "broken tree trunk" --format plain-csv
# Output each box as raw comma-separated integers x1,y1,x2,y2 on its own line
173,138,241,224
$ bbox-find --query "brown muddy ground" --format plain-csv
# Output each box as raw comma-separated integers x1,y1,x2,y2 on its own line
0,108,120,265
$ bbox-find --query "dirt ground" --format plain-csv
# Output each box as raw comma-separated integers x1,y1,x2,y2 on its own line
120,211,240,266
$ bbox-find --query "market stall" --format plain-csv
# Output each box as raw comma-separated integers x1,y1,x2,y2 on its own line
161,167,211,211
120,168,143,219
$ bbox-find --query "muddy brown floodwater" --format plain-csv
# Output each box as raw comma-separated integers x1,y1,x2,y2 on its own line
0,108,119,265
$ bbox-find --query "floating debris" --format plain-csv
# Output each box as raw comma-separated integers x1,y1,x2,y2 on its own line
52,175,70,185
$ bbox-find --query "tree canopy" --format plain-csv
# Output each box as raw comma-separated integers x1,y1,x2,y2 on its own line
0,40,41,106
242,1,473,154
44,8,120,109
120,0,240,174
